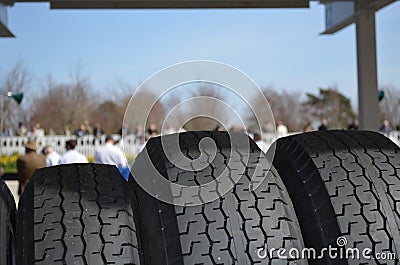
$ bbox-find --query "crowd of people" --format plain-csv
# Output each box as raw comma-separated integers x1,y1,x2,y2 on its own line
15,134,129,195
1,122,44,138
1,120,160,142
9,121,168,196
2,118,399,139
2,118,399,197
1,121,120,139
73,122,106,138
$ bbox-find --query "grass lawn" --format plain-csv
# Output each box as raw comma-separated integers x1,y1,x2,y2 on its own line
4,166,17,174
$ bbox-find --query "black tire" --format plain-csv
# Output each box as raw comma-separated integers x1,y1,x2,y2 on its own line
130,131,307,264
0,178,16,265
270,130,400,264
16,164,141,265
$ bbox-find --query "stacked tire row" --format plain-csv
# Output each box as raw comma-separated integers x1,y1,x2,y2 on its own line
0,130,398,264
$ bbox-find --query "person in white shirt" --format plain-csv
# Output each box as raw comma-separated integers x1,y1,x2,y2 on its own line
276,120,288,137
35,123,45,138
42,145,61,167
95,135,129,179
95,135,127,168
59,140,88,164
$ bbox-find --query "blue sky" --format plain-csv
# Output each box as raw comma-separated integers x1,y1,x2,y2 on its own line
1,2,399,107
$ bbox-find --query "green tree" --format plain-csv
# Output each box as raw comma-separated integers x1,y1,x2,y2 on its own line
303,87,355,129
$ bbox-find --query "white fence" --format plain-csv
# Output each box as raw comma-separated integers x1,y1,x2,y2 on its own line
0,134,142,157
1,131,399,157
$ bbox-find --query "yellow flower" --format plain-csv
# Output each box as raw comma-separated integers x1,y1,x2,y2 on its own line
9,154,19,164
87,155,95,163
0,153,19,168
0,156,8,167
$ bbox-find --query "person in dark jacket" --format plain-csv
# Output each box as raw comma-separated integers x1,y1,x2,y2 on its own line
348,119,359,130
17,140,46,195
318,119,329,131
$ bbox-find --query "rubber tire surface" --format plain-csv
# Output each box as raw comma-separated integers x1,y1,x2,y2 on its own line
16,164,141,265
270,130,400,265
130,131,307,265
0,178,16,265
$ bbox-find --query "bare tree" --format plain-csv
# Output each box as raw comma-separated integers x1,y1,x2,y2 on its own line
162,84,229,131
380,85,400,128
89,100,125,134
183,116,221,131
247,86,306,132
1,62,31,130
124,88,166,133
31,73,98,134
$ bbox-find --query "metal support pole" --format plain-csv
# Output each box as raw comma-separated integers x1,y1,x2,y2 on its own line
0,93,4,135
355,7,379,130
